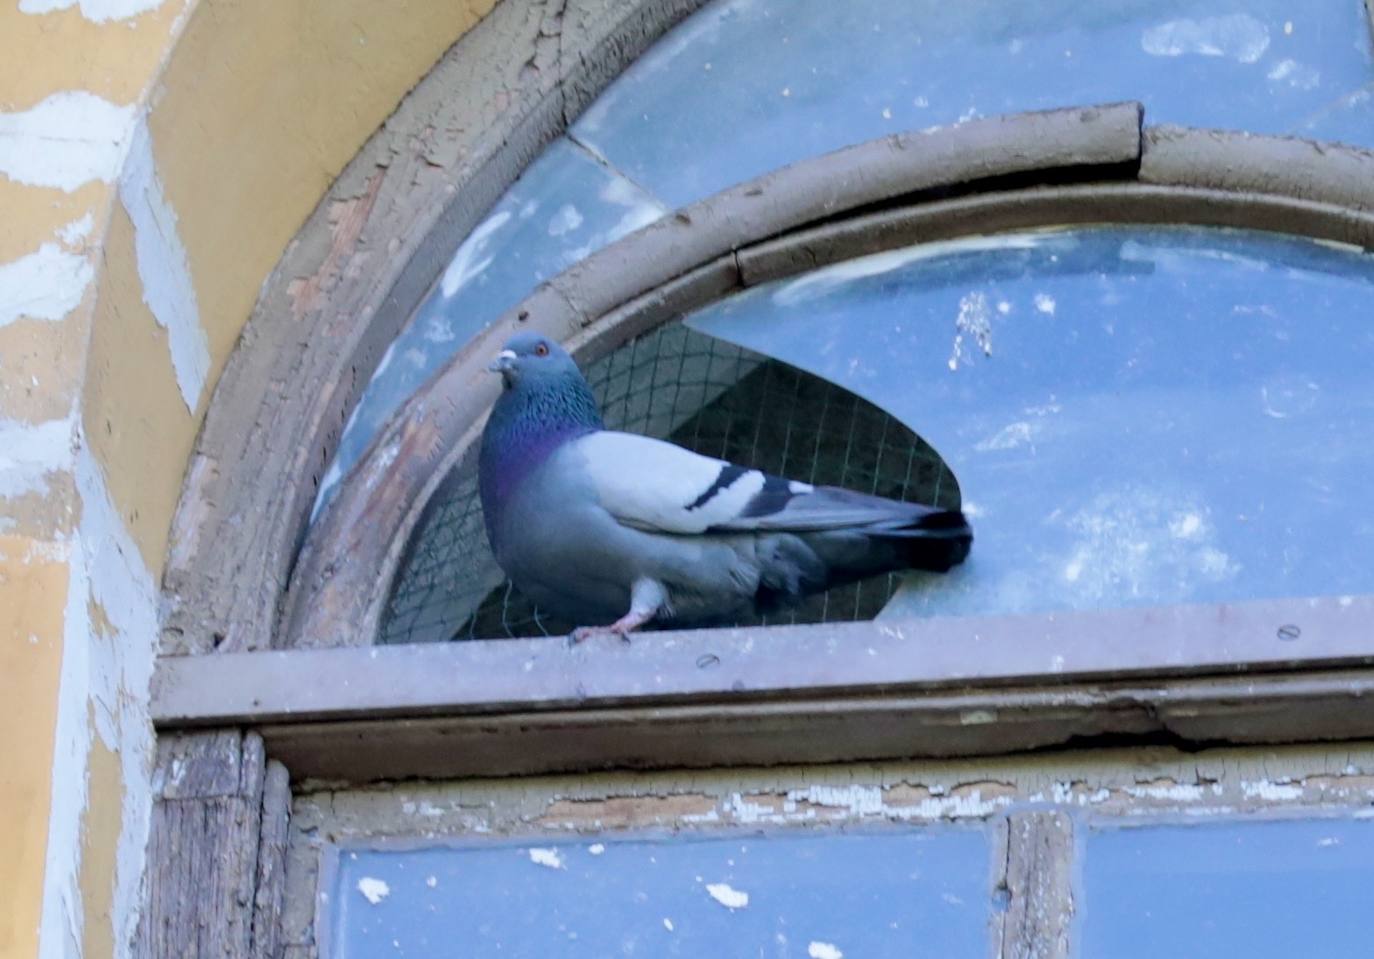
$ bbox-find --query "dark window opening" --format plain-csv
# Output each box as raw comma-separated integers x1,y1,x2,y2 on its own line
380,323,958,643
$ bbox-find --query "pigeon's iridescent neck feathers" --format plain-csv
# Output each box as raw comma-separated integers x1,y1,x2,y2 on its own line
479,361,604,526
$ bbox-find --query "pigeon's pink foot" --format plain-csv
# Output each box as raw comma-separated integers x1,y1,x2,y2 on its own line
569,607,654,645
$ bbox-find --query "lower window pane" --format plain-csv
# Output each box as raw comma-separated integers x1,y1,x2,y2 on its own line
1083,817,1374,956
329,828,990,957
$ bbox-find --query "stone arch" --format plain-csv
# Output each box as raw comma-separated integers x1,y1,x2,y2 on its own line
157,0,712,656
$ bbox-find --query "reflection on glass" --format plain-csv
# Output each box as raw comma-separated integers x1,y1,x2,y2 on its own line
314,0,1373,523
314,138,665,516
330,829,990,958
575,0,1374,207
1083,817,1374,956
686,226,1374,617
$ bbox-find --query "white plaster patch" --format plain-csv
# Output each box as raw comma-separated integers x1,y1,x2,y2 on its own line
119,120,210,411
1124,781,1206,802
1142,15,1270,63
726,792,778,824
809,942,844,959
1268,59,1321,90
357,877,391,904
57,213,94,247
41,441,159,959
440,210,512,297
19,0,165,22
0,242,95,328
0,92,136,191
0,416,76,500
706,883,749,909
588,843,605,855
663,918,674,931
1033,292,1056,315
528,847,565,870
1241,780,1304,801
547,203,584,237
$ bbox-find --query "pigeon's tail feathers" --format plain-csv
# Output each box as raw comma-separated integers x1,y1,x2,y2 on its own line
792,506,972,597
871,507,973,572
899,513,974,572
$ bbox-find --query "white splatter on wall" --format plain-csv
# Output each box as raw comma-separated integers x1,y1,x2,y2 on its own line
527,847,565,870
357,877,391,904
706,882,749,909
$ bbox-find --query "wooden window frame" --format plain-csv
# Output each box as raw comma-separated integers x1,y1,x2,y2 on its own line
139,4,1374,953
286,743,1374,958
141,111,1374,954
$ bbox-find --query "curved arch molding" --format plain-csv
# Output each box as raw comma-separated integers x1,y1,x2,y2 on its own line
160,0,713,654
280,105,1374,649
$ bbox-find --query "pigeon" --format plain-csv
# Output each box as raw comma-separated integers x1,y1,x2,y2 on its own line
479,332,972,641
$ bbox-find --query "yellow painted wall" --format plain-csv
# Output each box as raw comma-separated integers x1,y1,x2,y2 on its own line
1,0,497,954
0,539,69,959
91,0,497,571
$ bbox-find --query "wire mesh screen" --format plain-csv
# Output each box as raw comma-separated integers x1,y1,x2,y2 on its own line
380,323,959,643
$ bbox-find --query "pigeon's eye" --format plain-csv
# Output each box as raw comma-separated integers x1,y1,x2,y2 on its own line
534,342,550,357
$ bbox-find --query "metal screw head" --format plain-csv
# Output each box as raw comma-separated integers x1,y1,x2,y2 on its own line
1277,624,1301,641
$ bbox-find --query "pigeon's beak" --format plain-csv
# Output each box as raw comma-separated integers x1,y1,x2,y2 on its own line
487,350,517,376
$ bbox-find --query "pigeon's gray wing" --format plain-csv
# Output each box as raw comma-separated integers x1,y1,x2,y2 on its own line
568,431,956,536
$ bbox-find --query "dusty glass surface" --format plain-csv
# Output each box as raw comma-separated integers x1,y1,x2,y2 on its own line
1082,817,1374,956
686,226,1374,618
314,137,665,515
314,0,1373,520
575,0,1374,207
328,829,991,958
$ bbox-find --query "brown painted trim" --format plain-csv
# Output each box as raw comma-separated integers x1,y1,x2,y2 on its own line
737,183,1374,284
156,594,1374,727
283,102,1145,649
150,595,1374,782
159,0,714,655
239,668,1374,782
1140,124,1374,211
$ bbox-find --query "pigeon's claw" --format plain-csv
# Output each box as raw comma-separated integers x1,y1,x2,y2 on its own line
568,591,661,645
568,622,635,645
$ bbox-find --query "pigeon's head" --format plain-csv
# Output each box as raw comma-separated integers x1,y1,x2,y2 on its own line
487,333,580,390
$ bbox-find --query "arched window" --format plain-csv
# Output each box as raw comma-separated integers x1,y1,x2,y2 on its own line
147,2,1374,956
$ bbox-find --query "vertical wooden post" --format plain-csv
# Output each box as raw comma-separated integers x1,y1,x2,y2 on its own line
995,811,1075,959
136,731,272,958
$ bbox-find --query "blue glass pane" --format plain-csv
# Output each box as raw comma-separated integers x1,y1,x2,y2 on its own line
686,226,1374,617
574,0,1374,207
314,137,665,515
1083,818,1374,956
330,830,990,958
